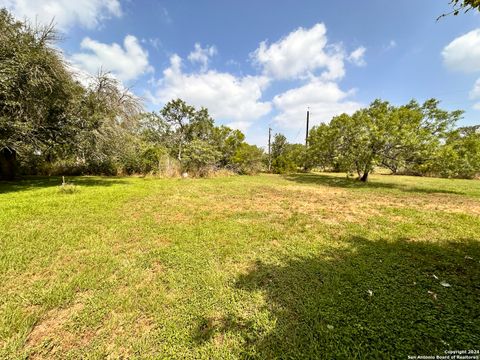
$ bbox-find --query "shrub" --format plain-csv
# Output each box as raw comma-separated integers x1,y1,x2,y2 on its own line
231,143,264,175
182,140,221,177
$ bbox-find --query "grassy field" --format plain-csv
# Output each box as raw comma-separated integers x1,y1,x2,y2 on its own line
0,173,479,359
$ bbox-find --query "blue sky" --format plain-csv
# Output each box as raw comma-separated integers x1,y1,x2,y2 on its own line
2,0,480,147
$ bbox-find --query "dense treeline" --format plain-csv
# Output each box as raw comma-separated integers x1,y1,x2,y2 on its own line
269,100,480,180
1,8,479,181
0,9,263,179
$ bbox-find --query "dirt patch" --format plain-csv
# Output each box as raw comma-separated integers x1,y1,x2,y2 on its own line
27,303,83,347
25,291,93,356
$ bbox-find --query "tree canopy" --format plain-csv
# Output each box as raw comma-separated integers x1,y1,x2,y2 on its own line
439,0,480,19
305,99,476,180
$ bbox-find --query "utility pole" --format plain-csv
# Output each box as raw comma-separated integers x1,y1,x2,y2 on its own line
268,127,272,172
305,107,310,147
304,108,310,171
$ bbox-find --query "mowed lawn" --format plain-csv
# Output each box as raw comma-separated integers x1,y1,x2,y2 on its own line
0,173,479,359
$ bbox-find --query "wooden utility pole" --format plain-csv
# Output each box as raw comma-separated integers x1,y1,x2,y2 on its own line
305,108,310,147
304,108,310,171
268,127,272,172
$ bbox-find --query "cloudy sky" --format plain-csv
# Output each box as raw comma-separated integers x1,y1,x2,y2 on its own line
1,0,480,147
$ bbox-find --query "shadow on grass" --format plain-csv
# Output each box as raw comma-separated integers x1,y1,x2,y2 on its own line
285,173,465,195
0,176,128,194
193,236,480,358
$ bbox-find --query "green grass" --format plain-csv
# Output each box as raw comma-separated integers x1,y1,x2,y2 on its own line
0,173,479,359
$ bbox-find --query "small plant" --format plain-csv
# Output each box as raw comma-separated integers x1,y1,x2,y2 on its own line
58,176,79,194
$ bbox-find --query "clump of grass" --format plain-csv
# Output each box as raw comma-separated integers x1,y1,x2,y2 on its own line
58,176,79,194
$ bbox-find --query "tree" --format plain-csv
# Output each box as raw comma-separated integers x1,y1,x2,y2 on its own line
427,130,480,178
270,134,305,174
270,134,292,173
139,111,171,145
0,9,143,178
160,99,196,161
439,0,480,19
271,133,288,160
309,99,463,181
211,126,245,167
0,9,85,178
329,107,385,182
70,72,143,173
307,123,336,171
231,143,264,175
182,139,221,176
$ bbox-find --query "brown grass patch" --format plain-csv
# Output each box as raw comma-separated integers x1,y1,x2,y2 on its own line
26,292,93,356
122,181,479,231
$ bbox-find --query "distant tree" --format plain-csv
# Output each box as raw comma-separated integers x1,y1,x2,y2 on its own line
270,134,292,173
139,111,171,145
186,107,215,142
271,133,288,160
307,124,336,171
139,99,260,176
182,139,221,176
160,99,196,161
59,72,142,175
270,133,305,174
426,130,480,178
230,143,264,175
211,126,245,167
287,143,307,170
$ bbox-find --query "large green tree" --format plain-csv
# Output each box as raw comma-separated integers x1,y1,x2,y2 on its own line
270,133,306,174
0,9,143,178
230,143,264,175
160,99,197,161
0,9,84,178
425,129,480,178
308,99,463,181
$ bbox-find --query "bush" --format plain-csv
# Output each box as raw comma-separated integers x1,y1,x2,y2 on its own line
272,155,297,174
231,143,264,175
182,140,221,177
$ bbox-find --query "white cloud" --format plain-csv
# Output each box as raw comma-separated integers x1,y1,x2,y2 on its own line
225,121,252,132
470,78,480,99
348,46,366,66
154,54,271,122
442,29,480,73
187,43,217,72
272,78,362,129
443,29,480,109
252,23,347,81
0,0,122,30
71,35,153,82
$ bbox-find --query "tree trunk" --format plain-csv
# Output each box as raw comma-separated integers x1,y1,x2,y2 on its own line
0,147,17,180
360,171,369,182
